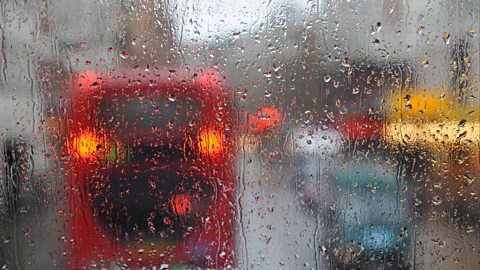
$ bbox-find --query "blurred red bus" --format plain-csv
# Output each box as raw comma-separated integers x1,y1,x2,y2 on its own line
62,69,235,269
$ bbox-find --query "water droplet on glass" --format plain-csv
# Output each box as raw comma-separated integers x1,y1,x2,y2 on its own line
457,152,466,164
456,131,467,141
320,245,327,255
272,64,281,72
417,26,425,35
120,51,129,59
414,198,422,206
438,240,446,248
90,81,100,89
341,58,351,67
432,195,442,206
442,32,450,44
464,173,476,184
216,111,224,121
264,89,272,97
324,75,332,83
467,28,477,37
421,59,429,67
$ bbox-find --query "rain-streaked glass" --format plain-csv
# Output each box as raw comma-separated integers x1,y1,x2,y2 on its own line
0,0,478,269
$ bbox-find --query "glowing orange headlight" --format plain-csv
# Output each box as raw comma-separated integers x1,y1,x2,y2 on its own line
198,129,224,157
71,132,103,159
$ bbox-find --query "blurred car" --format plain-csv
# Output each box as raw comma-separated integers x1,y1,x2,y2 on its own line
291,115,414,269
61,69,235,269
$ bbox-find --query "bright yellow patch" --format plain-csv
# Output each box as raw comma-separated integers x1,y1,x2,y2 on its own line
72,132,102,159
386,91,478,122
198,130,224,156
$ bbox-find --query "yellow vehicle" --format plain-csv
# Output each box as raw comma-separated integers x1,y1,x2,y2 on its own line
385,91,479,148
385,90,479,233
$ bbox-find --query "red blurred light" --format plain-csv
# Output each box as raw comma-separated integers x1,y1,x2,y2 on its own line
198,68,221,90
77,71,99,91
338,117,383,141
248,107,282,133
171,194,192,215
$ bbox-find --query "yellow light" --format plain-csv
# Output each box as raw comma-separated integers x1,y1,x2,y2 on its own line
198,130,224,156
386,92,454,121
72,132,102,159
385,121,480,147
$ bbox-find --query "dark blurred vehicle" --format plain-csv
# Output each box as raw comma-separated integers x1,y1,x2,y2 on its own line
61,69,235,269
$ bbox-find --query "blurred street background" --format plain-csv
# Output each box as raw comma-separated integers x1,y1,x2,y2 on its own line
0,0,478,269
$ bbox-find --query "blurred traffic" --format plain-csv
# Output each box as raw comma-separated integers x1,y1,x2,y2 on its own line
0,0,478,269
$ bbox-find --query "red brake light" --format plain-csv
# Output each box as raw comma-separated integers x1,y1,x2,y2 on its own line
337,117,383,141
171,194,192,215
248,107,282,133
